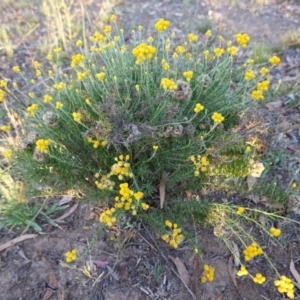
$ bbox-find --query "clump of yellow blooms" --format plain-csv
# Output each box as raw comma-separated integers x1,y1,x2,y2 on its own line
55,101,64,109
26,104,39,117
235,33,250,48
71,53,85,68
161,78,177,90
183,71,193,82
237,265,248,276
65,249,77,263
211,112,225,123
155,18,170,32
90,31,107,43
269,226,281,237
175,45,186,54
253,273,266,284
193,103,204,113
236,207,245,215
72,112,82,122
227,46,238,56
1,125,11,132
274,276,295,299
54,82,66,90
244,70,255,80
87,137,107,149
36,139,50,153
214,47,224,57
43,94,52,103
188,33,198,43
12,65,21,73
269,55,281,66
189,154,209,176
132,43,156,64
257,80,270,91
260,67,269,75
110,155,133,180
3,149,12,159
251,89,264,101
96,72,106,81
201,264,215,283
161,220,184,249
205,30,212,37
161,59,170,70
243,243,263,261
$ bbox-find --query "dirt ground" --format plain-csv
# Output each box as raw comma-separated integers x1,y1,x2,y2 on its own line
1,0,300,299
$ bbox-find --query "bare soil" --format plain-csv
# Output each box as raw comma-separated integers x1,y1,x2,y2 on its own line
1,0,300,300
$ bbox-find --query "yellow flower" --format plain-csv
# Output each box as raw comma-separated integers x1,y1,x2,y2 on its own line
227,46,238,56
3,149,12,159
244,70,255,80
161,78,177,90
12,66,21,73
260,67,269,75
53,47,62,53
214,47,224,57
236,207,245,215
211,112,225,123
65,249,77,263
96,72,106,81
205,30,212,37
1,125,11,132
188,33,198,43
36,69,42,77
203,50,210,59
257,80,269,91
270,227,281,237
147,36,154,43
153,145,159,151
26,103,39,117
103,25,112,35
31,79,36,84
237,266,248,276
36,139,50,153
161,59,170,70
71,53,85,68
141,202,149,210
12,82,18,88
110,14,116,21
76,39,83,47
54,82,66,90
194,103,204,113
251,90,264,100
77,71,87,81
253,273,266,284
176,45,186,54
132,43,156,64
274,276,295,299
292,182,297,188
235,33,250,48
269,55,280,66
165,220,173,228
155,18,170,32
183,71,193,82
72,112,82,122
55,101,64,109
85,98,91,105
43,94,52,103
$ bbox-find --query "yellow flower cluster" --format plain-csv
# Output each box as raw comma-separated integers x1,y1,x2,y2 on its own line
214,47,224,57
274,276,295,299
193,103,204,113
161,78,177,90
3,149,12,159
87,137,107,148
1,125,11,132
103,25,112,35
244,70,255,80
269,55,281,66
43,94,52,103
235,33,250,48
36,139,50,153
55,101,64,109
65,249,77,263
176,45,186,54
12,65,21,73
110,155,133,180
162,59,170,70
260,67,269,75
132,43,156,64
155,18,170,32
100,207,117,226
236,207,245,215
96,72,106,81
269,226,281,237
237,265,248,276
72,112,82,122
253,273,266,284
211,112,225,123
90,31,107,43
54,82,66,90
257,80,269,91
188,33,198,43
251,89,264,100
201,264,215,283
183,71,193,82
71,53,85,68
77,71,87,81
161,220,184,249
189,154,209,176
0,89,5,102
227,46,238,56
251,80,269,100
243,243,263,261
205,30,212,37
26,103,39,117
53,47,62,53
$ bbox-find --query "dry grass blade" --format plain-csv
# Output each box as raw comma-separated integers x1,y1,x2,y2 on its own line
159,172,170,209
54,203,78,222
193,255,200,296
227,256,238,288
168,255,189,286
290,260,300,285
0,234,37,252
42,271,57,300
